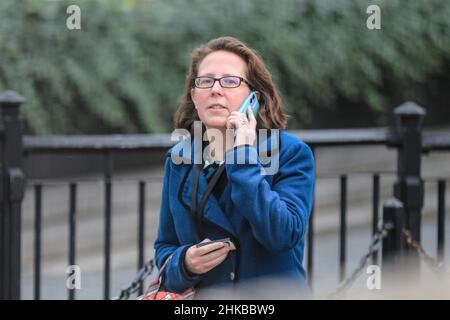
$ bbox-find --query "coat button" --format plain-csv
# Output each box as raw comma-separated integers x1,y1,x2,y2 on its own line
230,272,235,281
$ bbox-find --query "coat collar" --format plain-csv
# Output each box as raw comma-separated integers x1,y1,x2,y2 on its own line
181,163,236,238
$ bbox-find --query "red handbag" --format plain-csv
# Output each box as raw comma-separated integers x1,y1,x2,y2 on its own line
137,254,195,300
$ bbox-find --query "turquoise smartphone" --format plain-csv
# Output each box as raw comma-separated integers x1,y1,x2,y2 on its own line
238,91,259,119
232,92,259,135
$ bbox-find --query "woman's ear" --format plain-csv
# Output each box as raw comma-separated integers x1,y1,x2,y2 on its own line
255,91,261,101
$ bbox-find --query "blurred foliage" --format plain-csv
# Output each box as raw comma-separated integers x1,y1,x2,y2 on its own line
0,0,449,134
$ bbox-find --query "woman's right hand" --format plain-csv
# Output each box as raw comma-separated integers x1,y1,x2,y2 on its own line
184,238,231,275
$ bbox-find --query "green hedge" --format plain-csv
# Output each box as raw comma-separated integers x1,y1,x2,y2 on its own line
1,0,449,133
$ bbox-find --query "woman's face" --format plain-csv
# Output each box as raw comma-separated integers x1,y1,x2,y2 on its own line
191,50,251,130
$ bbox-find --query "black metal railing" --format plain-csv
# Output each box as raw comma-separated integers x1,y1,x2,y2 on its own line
29,176,156,300
1,90,449,299
438,179,446,261
0,91,25,300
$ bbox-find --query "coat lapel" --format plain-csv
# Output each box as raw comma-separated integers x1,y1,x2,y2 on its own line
175,137,237,238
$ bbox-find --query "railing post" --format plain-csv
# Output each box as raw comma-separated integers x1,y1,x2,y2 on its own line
393,102,425,274
0,91,25,300
381,198,406,291
382,198,404,268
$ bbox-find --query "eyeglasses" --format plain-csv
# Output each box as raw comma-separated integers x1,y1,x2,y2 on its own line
193,76,252,89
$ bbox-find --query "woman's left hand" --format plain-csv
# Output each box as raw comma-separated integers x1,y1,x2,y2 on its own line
227,106,257,147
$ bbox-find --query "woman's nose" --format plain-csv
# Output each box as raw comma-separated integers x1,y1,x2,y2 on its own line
210,80,224,95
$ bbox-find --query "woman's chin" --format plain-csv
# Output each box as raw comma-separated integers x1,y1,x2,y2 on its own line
204,119,227,130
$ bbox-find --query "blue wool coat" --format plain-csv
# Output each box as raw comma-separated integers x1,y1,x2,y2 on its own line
153,130,315,298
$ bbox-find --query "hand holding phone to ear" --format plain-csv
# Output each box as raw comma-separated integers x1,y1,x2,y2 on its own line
227,92,259,147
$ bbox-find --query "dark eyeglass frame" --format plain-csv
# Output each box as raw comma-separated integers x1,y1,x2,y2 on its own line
193,76,253,89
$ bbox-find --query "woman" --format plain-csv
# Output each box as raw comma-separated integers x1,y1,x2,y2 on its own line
154,36,315,299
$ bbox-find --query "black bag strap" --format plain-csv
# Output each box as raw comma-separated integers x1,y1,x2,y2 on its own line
190,163,226,240
190,164,202,237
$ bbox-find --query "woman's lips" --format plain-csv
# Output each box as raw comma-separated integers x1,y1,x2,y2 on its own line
208,104,228,111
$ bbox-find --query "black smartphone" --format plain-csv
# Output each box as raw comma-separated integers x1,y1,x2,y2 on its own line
195,238,234,249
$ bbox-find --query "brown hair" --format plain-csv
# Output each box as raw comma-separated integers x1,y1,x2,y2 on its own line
174,36,288,135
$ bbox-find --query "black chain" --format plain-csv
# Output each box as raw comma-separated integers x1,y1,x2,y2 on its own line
403,229,449,275
329,225,449,298
112,258,156,300
329,224,391,298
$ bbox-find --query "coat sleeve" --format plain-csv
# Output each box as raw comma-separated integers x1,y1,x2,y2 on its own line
153,156,202,293
225,141,315,252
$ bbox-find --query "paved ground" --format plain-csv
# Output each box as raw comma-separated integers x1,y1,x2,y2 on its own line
19,145,450,299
